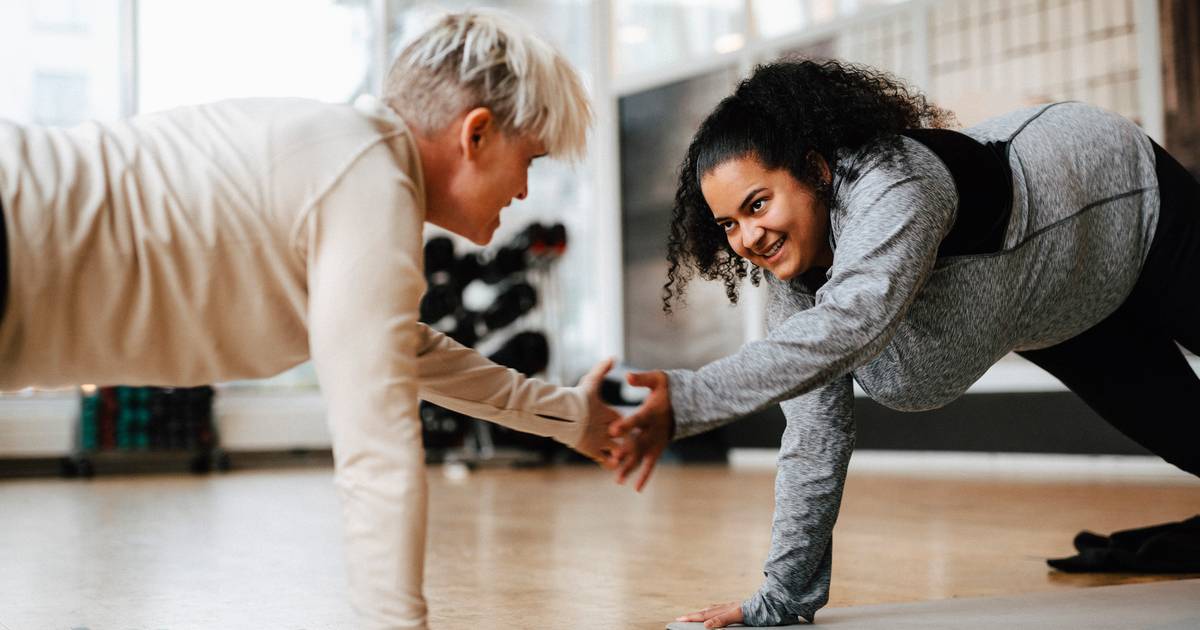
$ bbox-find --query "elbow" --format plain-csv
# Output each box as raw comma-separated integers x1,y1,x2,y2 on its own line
854,362,962,412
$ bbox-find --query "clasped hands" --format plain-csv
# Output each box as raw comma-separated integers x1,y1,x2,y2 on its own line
574,360,674,492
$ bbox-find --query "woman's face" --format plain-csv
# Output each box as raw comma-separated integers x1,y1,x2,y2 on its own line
700,154,834,281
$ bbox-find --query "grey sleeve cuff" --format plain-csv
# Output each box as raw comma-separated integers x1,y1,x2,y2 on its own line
740,547,831,625
664,368,724,440
742,594,816,627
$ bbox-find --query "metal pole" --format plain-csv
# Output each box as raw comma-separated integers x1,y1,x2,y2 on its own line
118,0,139,116
590,0,625,361
1135,0,1165,142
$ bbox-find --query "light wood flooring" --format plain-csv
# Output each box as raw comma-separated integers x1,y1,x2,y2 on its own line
0,463,1197,629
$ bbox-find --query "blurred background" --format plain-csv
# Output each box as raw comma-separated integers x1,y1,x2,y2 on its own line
0,0,1198,476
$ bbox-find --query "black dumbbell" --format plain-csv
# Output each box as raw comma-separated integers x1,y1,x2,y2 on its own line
423,236,456,276
516,223,550,254
482,282,537,330
488,331,549,376
545,223,567,256
481,246,527,284
449,251,484,287
448,311,481,348
419,282,462,323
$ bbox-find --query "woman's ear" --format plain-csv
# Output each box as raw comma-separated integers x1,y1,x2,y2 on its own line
459,107,494,160
811,152,832,185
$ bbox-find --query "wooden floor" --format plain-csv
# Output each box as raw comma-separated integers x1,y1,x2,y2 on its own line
0,463,1197,629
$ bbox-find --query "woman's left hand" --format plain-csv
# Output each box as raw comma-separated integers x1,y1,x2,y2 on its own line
608,370,675,491
675,601,744,628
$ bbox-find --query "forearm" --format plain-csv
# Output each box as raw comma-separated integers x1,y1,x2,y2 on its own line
312,302,429,628
741,377,855,626
664,345,847,440
314,324,430,628
664,284,854,439
415,324,586,447
326,389,428,629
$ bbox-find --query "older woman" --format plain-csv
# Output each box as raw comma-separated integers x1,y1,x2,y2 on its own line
0,11,615,629
612,59,1200,627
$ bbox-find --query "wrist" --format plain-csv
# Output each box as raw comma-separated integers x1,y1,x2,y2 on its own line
557,385,590,448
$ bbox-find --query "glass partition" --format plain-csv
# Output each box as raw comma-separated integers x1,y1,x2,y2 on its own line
615,0,746,76
619,67,748,369
138,0,373,113
0,0,122,126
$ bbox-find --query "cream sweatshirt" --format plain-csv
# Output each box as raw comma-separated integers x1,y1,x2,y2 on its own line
0,97,591,629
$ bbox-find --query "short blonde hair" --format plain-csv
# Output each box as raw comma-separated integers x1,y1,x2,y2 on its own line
384,9,592,160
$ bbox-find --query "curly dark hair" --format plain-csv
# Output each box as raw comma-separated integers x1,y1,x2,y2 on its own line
662,58,954,313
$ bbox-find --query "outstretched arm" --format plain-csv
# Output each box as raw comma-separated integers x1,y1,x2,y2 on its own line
414,327,620,462
613,143,956,485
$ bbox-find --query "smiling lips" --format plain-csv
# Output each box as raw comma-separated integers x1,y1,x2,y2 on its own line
758,236,786,260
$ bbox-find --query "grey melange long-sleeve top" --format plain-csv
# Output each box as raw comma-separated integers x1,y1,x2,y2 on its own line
664,102,1160,625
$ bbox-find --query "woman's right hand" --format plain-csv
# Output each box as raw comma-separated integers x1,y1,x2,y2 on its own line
608,370,675,491
676,601,744,629
574,357,622,468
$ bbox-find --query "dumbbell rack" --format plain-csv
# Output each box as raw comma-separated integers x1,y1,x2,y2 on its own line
62,385,230,478
420,223,570,468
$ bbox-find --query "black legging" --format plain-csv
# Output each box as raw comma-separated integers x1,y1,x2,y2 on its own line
1018,140,1200,476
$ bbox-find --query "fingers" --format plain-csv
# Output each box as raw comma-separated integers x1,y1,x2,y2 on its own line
625,370,662,389
614,442,661,491
704,603,742,629
608,412,644,437
615,444,642,485
602,441,627,470
633,449,660,492
675,602,739,625
610,393,664,438
675,605,719,622
616,370,671,439
589,448,619,471
581,357,615,389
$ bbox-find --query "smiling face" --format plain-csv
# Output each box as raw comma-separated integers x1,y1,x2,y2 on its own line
700,154,834,281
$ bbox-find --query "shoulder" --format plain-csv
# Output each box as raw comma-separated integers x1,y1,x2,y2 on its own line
267,99,423,204
835,136,954,195
832,136,957,217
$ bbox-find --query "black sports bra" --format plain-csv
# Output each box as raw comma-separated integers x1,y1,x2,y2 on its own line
900,128,1013,258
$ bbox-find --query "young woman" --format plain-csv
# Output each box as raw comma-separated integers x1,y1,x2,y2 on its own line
610,59,1200,628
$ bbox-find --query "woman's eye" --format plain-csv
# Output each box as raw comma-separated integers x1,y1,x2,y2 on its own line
750,199,766,213
721,222,735,233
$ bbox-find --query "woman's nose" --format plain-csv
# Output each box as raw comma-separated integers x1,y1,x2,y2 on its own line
742,223,764,249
